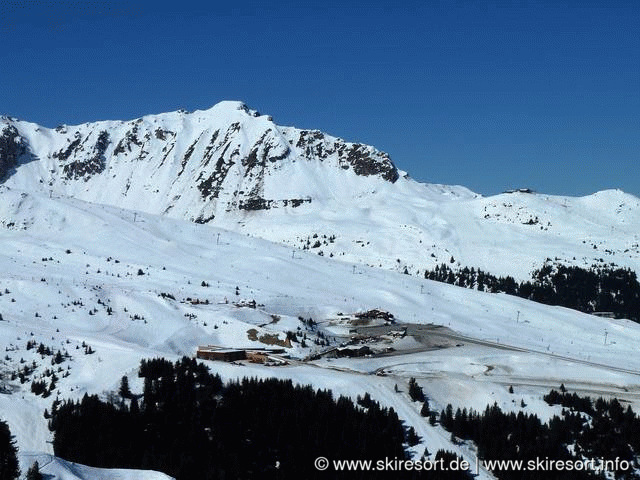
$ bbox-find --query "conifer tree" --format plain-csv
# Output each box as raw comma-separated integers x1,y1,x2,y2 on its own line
0,420,19,480
119,376,131,399
26,462,42,480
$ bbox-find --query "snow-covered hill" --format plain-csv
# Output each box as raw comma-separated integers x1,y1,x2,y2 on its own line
19,453,174,480
3,102,639,281
1,186,640,479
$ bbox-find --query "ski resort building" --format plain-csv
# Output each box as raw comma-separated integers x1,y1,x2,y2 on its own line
196,348,246,362
196,346,287,363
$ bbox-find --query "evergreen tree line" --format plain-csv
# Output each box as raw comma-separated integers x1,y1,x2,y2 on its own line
544,389,640,467
49,356,468,480
425,263,640,322
543,388,594,415
438,389,640,480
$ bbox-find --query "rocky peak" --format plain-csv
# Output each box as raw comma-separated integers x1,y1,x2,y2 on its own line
0,102,400,221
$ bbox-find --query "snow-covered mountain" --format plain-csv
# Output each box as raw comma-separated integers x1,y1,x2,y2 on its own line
2,102,640,479
2,101,639,281
0,101,398,219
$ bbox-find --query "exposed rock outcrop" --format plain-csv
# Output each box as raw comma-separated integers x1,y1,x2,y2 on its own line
0,124,26,180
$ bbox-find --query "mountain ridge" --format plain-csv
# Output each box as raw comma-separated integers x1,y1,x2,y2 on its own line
0,101,399,221
1,102,639,281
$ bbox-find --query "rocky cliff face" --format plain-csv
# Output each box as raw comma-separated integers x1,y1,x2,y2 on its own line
0,123,25,181
291,128,398,183
0,102,398,222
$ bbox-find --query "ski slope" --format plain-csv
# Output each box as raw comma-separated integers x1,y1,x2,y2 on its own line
19,453,173,480
1,185,640,479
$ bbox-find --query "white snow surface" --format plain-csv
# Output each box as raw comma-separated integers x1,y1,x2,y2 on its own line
20,453,173,480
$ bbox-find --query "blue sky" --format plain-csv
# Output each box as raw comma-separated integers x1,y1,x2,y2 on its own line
1,0,638,197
